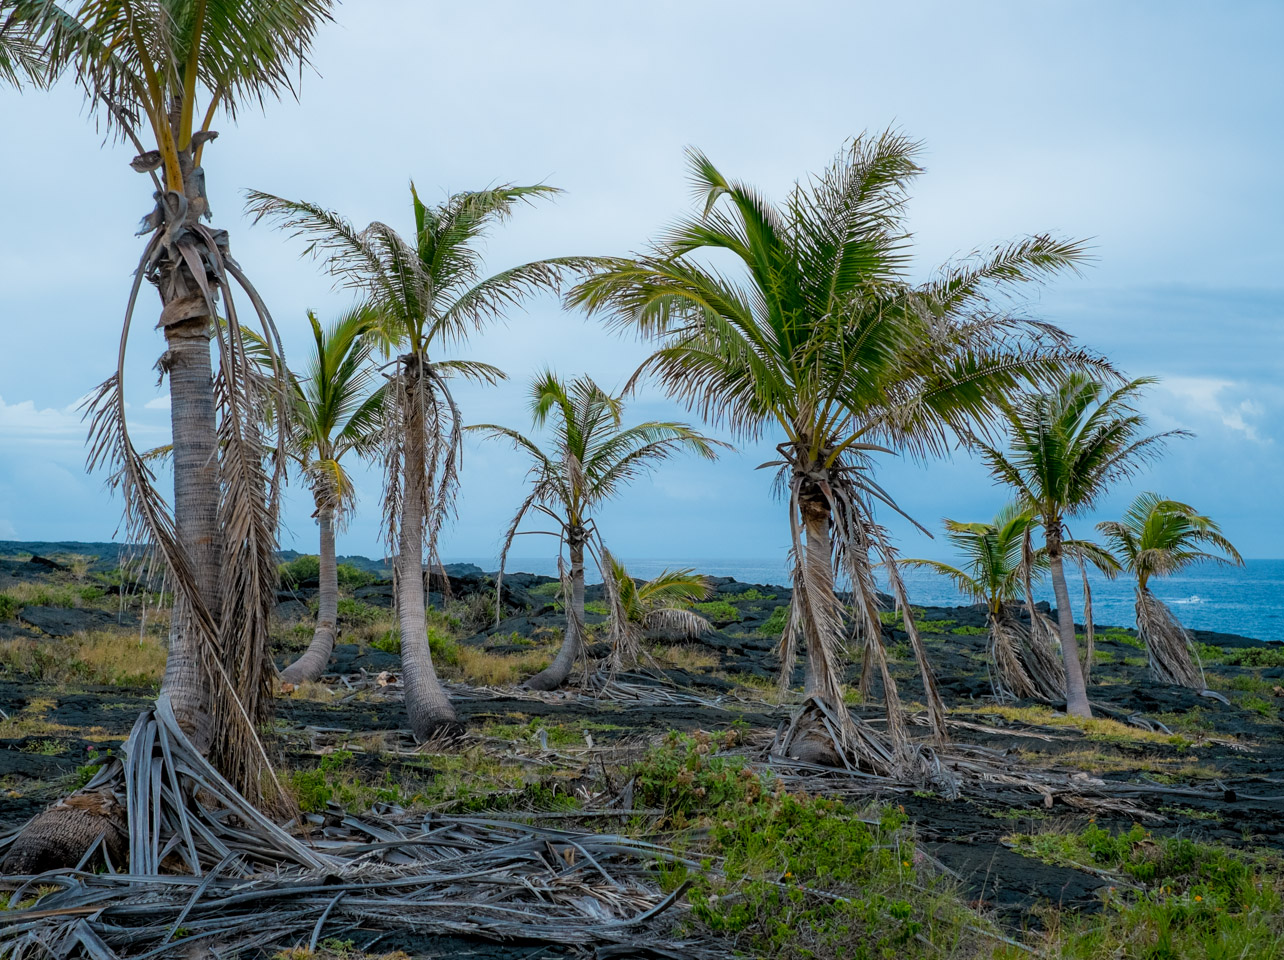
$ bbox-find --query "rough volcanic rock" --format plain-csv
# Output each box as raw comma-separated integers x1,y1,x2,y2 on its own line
18,606,137,638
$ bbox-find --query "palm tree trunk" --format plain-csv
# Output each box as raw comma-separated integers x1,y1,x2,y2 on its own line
525,532,584,690
159,317,223,751
280,499,338,685
800,499,842,703
1046,522,1092,717
398,358,460,740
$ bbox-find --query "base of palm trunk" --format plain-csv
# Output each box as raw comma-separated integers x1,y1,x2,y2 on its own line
0,790,127,876
771,695,899,777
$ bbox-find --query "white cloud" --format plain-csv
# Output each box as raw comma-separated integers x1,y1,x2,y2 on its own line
0,394,85,441
1152,377,1270,443
144,395,172,411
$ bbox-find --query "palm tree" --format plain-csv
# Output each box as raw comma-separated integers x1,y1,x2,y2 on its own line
1098,492,1241,688
602,553,711,674
568,132,1099,767
1,0,332,798
977,376,1181,717
277,308,384,685
903,504,1061,701
247,185,588,739
471,372,725,690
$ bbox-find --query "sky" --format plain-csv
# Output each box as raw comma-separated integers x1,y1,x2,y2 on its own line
0,1,1281,567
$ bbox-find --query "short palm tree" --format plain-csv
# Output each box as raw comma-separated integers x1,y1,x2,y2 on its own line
248,184,587,739
569,132,1098,766
903,504,1060,701
977,375,1180,717
1098,492,1242,688
602,553,712,673
277,308,384,685
2,0,333,802
472,372,725,690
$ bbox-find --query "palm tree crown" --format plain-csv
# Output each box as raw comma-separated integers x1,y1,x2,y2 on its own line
1098,492,1242,590
286,307,384,514
904,503,1041,617
475,371,726,560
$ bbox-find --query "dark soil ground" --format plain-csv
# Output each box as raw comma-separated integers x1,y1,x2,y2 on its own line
3,547,1284,954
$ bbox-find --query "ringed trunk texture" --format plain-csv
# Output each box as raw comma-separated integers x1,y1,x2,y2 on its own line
398,358,460,740
280,501,338,685
159,317,223,752
526,535,585,690
1047,525,1092,718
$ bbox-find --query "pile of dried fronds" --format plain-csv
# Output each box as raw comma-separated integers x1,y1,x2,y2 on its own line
0,697,714,959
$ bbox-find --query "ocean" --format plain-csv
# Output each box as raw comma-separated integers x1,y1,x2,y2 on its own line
453,557,1284,644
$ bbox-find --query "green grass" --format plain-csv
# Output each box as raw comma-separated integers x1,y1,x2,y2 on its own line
739,588,776,601
950,625,987,636
1004,824,1284,959
583,600,609,616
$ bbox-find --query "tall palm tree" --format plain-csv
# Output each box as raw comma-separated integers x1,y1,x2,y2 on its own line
1,0,332,798
1098,492,1241,688
602,553,711,673
277,308,384,685
247,185,587,739
568,132,1099,766
471,372,725,690
977,376,1180,717
903,504,1061,701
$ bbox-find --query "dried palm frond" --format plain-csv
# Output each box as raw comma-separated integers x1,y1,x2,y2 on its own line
1137,587,1205,689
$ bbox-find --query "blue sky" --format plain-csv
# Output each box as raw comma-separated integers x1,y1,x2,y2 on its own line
0,1,1281,564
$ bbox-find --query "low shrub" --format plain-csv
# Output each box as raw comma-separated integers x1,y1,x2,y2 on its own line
634,732,976,959
336,597,380,626
693,599,740,623
336,563,378,589
757,605,788,636
279,554,320,587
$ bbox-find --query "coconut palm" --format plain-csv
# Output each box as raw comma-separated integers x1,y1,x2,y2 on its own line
277,308,384,685
1098,493,1241,688
1,0,332,799
977,376,1181,717
247,185,589,739
471,372,725,690
903,504,1062,701
568,132,1099,766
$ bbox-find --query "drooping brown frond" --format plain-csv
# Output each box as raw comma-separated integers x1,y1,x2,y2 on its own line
1137,587,1205,689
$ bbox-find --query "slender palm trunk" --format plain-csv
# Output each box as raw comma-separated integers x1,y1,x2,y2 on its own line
159,317,222,751
526,531,584,690
280,498,338,684
800,499,842,702
1046,522,1092,717
398,357,460,739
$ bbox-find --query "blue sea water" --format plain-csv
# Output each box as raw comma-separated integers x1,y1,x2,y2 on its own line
451,557,1284,644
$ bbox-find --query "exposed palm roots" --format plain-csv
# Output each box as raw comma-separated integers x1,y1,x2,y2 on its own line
0,698,712,959
1137,587,1205,689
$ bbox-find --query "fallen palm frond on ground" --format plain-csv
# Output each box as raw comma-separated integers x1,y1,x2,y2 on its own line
0,698,715,959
